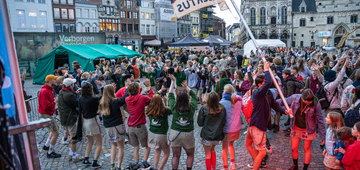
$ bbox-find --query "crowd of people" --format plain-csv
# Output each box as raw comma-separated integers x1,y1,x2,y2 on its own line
36,46,360,170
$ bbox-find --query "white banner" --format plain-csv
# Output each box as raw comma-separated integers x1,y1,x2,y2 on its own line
171,0,224,18
160,8,177,21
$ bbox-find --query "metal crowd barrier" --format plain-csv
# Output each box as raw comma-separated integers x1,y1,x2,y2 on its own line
26,97,39,122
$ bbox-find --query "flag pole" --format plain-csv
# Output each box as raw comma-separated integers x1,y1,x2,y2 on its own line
229,0,292,117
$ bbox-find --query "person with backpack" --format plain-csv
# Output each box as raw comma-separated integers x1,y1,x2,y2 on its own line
229,51,238,74
344,85,360,127
282,69,304,98
324,58,350,117
303,64,324,94
277,89,326,170
197,91,226,170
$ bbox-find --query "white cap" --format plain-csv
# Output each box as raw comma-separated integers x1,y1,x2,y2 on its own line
63,78,76,87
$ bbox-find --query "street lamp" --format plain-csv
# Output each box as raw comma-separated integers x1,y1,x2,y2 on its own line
309,30,318,47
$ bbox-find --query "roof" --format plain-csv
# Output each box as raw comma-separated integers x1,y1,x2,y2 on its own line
51,44,140,59
292,0,316,13
75,0,100,5
166,35,209,46
202,35,235,46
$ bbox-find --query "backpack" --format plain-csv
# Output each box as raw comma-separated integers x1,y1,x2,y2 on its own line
344,102,360,127
315,83,337,109
229,57,237,67
288,79,305,94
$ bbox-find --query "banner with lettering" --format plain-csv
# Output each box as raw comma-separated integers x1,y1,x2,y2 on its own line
172,0,225,18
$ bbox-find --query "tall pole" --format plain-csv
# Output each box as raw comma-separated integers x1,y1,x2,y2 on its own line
229,0,292,116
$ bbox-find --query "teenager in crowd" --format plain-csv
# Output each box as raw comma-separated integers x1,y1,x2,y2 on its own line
168,74,197,170
126,81,154,166
198,91,226,170
78,82,103,168
215,71,232,100
220,85,242,170
99,85,129,170
341,122,360,169
146,90,171,170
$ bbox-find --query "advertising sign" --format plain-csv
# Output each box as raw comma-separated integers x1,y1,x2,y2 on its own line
160,8,177,21
319,31,331,37
208,27,213,31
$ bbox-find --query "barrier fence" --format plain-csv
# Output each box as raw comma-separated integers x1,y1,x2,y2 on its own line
26,97,39,122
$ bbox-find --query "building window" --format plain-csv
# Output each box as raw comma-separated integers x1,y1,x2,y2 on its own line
68,0,73,5
55,23,61,32
77,23,83,32
76,8,81,18
54,8,60,19
53,0,59,3
127,12,132,18
141,24,145,34
250,8,256,25
85,25,90,32
70,23,75,32
141,12,145,19
92,23,97,32
27,0,34,2
121,11,125,18
90,9,96,18
113,19,118,31
38,0,45,3
145,13,149,19
301,34,304,37
180,24,183,33
62,23,69,32
126,0,132,9
300,19,306,27
310,17,313,21
128,24,132,33
134,24,139,33
327,16,333,24
16,10,25,28
61,9,67,19
133,12,138,19
39,11,47,28
69,9,74,19
281,6,287,24
28,11,37,28
151,13,155,20
122,24,126,32
260,7,266,25
151,25,155,35
84,9,89,18
300,41,303,47
106,19,112,31
99,19,104,31
60,0,66,4
146,25,150,34
294,33,296,36
351,15,358,23
106,7,110,15
301,7,305,12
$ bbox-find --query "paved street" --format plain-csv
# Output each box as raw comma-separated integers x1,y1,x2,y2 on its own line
24,79,326,170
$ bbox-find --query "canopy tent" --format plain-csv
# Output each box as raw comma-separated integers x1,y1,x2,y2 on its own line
144,39,161,46
166,34,209,46
243,39,286,57
33,44,140,84
202,35,236,46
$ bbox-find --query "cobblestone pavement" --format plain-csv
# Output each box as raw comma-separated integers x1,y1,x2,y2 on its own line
24,79,326,170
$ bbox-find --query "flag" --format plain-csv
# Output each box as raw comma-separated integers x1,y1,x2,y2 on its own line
267,10,268,20
218,1,229,11
171,0,225,18
288,8,290,17
256,8,258,20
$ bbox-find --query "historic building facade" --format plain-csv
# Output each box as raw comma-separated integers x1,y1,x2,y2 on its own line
75,0,100,33
239,0,292,46
98,0,120,43
292,0,360,47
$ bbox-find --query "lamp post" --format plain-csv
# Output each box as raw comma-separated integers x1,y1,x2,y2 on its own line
309,30,318,47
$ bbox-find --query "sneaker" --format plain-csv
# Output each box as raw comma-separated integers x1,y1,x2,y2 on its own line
72,156,85,163
42,146,49,150
92,162,102,168
83,159,91,165
288,164,298,170
61,138,69,145
47,152,61,158
142,161,150,168
230,162,236,170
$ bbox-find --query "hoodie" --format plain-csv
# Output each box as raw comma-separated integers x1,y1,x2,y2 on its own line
197,105,226,141
219,94,242,133
342,140,360,170
38,84,56,115
125,88,154,127
169,90,197,132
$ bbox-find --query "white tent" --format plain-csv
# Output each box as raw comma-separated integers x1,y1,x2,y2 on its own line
243,39,286,57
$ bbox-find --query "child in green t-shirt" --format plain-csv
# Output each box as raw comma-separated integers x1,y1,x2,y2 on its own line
139,66,157,87
172,65,186,91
